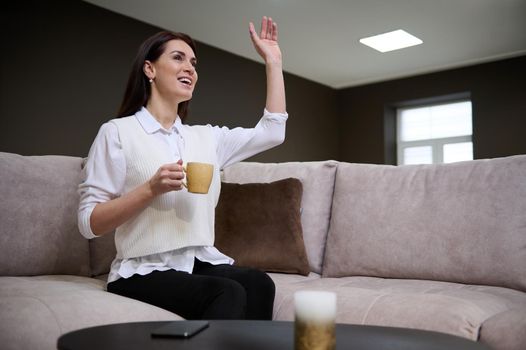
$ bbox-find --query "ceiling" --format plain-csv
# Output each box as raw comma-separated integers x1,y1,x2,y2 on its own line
84,0,526,89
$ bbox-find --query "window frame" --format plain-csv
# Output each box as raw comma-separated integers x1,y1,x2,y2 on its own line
396,100,473,165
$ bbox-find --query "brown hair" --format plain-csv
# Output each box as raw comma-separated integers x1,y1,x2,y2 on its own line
117,31,197,121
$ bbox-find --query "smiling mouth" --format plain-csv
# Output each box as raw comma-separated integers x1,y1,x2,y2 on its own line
178,77,192,86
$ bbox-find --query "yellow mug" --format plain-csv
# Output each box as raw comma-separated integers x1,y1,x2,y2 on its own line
182,162,214,194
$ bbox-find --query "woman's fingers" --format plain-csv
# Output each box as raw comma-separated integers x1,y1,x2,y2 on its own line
150,163,186,194
260,16,268,39
167,179,184,189
249,22,259,42
251,16,278,43
267,17,274,39
161,163,183,172
167,172,184,180
159,178,183,191
159,167,184,180
272,21,278,42
249,16,281,63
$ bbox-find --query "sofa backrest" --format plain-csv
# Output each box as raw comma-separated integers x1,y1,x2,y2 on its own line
323,155,526,292
222,161,338,274
0,152,91,277
87,160,340,277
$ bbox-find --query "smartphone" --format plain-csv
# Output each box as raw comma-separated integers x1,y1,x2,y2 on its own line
151,321,210,338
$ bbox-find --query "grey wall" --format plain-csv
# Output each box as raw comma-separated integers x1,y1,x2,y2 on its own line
338,56,526,164
0,0,339,162
188,42,340,162
2,1,525,164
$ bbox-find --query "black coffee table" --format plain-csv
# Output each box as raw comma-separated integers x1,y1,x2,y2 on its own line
57,320,490,350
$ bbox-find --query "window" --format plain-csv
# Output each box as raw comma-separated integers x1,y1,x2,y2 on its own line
397,101,473,165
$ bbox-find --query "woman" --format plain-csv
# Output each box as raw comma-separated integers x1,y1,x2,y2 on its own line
78,17,287,320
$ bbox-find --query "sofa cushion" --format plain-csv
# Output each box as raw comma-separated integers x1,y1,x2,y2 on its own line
0,152,90,276
323,155,526,292
79,156,117,277
215,178,310,275
479,308,526,350
89,232,117,276
88,177,311,277
267,272,322,320
0,275,181,350
269,275,526,341
222,161,338,274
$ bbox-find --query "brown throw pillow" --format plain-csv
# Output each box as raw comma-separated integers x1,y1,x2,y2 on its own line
215,178,310,276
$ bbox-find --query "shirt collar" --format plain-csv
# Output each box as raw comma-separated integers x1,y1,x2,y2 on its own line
135,106,182,134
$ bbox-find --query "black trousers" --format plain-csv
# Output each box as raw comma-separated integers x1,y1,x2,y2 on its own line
107,258,275,320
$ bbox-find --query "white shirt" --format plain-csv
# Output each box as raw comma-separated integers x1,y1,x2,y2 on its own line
78,107,288,283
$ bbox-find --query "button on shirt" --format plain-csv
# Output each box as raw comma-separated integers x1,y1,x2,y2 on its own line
78,107,288,283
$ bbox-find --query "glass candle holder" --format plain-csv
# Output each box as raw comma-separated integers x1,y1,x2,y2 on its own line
294,290,337,350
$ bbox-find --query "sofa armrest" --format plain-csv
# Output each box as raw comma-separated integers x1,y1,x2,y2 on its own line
479,308,526,350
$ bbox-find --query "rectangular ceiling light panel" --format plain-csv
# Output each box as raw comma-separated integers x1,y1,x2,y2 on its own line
359,29,423,53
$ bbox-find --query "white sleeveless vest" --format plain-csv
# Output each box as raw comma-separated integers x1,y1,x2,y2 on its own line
110,116,221,259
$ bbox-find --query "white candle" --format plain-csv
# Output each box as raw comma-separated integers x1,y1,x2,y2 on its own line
294,291,337,323
294,291,337,350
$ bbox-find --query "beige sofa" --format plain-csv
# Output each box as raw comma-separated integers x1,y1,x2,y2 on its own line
1,151,525,350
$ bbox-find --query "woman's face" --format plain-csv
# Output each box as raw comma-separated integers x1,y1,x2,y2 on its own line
147,39,198,103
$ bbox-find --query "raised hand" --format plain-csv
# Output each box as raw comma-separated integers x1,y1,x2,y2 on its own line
249,16,282,65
